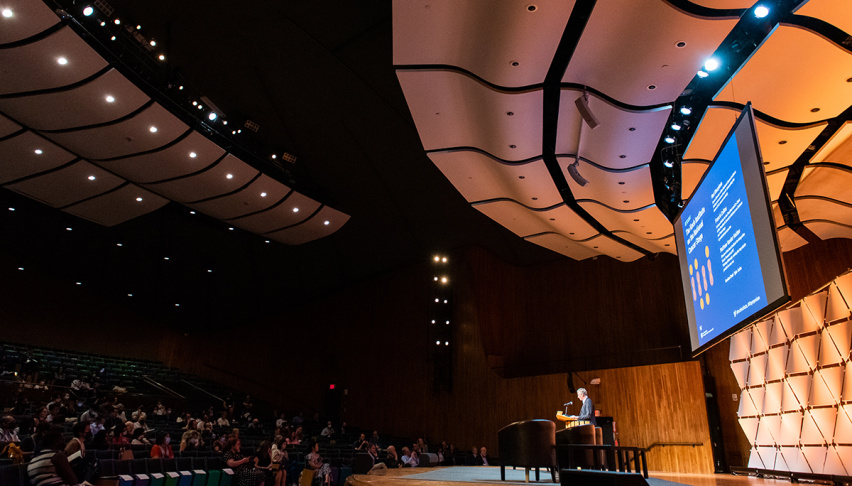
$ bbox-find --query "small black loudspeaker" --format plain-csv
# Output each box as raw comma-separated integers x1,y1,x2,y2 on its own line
567,373,576,394
560,469,649,486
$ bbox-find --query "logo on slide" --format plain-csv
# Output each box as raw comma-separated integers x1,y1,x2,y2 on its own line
689,246,714,310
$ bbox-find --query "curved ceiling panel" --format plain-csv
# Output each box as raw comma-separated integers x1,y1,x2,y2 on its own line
392,0,574,87
576,233,645,262
64,184,169,227
561,0,738,106
615,230,676,255
804,221,852,242
5,160,124,207
795,165,852,204
558,156,655,209
474,200,598,240
0,131,75,183
767,168,789,202
811,121,852,166
682,160,709,200
556,91,671,168
524,233,601,261
777,226,808,253
795,0,852,36
0,26,108,95
684,106,826,172
714,26,852,124
687,0,752,7
796,197,852,228
188,174,290,220
0,0,61,45
396,69,543,160
265,206,350,245
98,131,226,183
428,151,561,208
578,201,674,250
0,69,150,131
144,154,259,204
42,102,189,160
230,192,320,234
0,114,21,137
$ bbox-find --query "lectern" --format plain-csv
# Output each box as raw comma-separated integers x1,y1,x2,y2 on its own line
556,411,589,428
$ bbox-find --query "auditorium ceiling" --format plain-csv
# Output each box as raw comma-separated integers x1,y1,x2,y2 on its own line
0,0,850,329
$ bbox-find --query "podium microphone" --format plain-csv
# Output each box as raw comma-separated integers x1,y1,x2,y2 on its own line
563,401,573,414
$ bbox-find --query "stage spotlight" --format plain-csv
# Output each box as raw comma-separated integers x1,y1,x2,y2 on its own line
567,160,588,187
2,8,12,17
671,123,681,131
663,159,674,168
82,6,94,16
697,70,708,78
680,107,692,115
208,112,218,121
754,5,769,18
703,58,719,71
665,136,676,144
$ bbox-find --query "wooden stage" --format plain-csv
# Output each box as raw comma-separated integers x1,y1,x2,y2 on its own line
345,467,793,486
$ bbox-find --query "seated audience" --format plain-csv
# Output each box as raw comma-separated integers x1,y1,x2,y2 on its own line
151,432,174,459
26,426,78,486
480,446,489,466
321,421,334,437
224,438,264,486
384,445,399,468
467,446,481,465
0,416,20,443
306,441,332,485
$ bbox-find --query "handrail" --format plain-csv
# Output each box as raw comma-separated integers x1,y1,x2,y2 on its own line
180,379,223,403
645,442,703,451
141,375,185,399
554,444,648,478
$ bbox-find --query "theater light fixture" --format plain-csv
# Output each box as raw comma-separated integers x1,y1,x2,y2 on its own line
703,58,719,72
754,5,769,18
680,107,692,115
575,92,600,129
82,6,94,16
2,8,12,17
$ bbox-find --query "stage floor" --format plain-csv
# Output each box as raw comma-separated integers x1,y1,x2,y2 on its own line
344,466,792,486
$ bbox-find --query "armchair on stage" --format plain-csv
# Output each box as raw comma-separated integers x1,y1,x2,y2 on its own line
497,419,557,483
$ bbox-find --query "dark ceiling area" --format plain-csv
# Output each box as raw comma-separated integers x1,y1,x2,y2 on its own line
0,0,562,330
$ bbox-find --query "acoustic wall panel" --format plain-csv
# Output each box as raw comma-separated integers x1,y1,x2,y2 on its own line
732,270,852,474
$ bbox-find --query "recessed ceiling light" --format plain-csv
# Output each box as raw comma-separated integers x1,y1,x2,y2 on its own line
226,173,234,179
703,58,719,71
150,40,156,46
192,101,198,106
117,243,123,246
110,36,116,41
136,197,143,202
680,107,692,115
82,6,94,16
265,240,270,244
34,149,43,155
8,208,14,211
127,293,133,297
76,281,82,285
260,192,267,197
189,152,197,158
189,211,196,215
149,126,157,133
228,227,234,231
271,154,277,159
158,55,165,61
754,5,769,18
136,24,141,30
114,18,120,25
208,112,217,121
665,136,675,144
163,257,169,260
57,57,68,65
105,95,115,103
100,21,105,26
324,221,330,225
207,269,212,273
175,303,180,307
2,8,13,17
88,175,96,181
18,267,24,271
671,123,681,131
66,227,72,231
292,207,299,213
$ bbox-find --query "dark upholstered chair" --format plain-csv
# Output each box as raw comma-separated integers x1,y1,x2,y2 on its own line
497,419,556,483
555,423,597,471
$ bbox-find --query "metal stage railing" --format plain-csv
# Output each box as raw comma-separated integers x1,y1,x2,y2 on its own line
555,444,649,478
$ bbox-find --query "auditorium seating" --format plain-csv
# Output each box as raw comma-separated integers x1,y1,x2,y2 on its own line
497,419,557,483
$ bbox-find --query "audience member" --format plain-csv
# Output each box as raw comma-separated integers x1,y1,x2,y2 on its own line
151,432,174,459
384,445,399,468
467,446,481,465
321,421,334,437
480,446,489,466
306,441,332,485
353,433,368,450
0,415,20,443
26,426,78,486
224,438,264,486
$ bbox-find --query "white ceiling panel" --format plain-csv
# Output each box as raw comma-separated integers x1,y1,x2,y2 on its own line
805,221,852,241
795,0,852,37
778,226,809,253
230,191,321,234
474,200,599,240
767,168,788,201
42,103,189,160
0,114,22,137
63,184,169,227
811,121,852,166
524,232,601,261
797,196,852,227
396,69,543,160
714,26,852,123
795,165,852,204
0,0,61,45
615,230,676,255
98,131,226,184
265,206,350,245
0,131,75,183
684,106,826,172
556,91,671,168
189,174,290,220
429,151,561,207
576,233,645,262
559,156,655,209
0,26,108,95
0,69,150,131
5,160,123,207
772,201,784,228
144,154,259,204
579,201,674,246
392,0,575,87
562,0,738,106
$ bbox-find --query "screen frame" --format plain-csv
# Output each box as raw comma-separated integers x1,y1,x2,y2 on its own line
673,104,790,357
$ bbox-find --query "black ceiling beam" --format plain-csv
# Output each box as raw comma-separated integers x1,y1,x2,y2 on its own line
540,0,651,258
